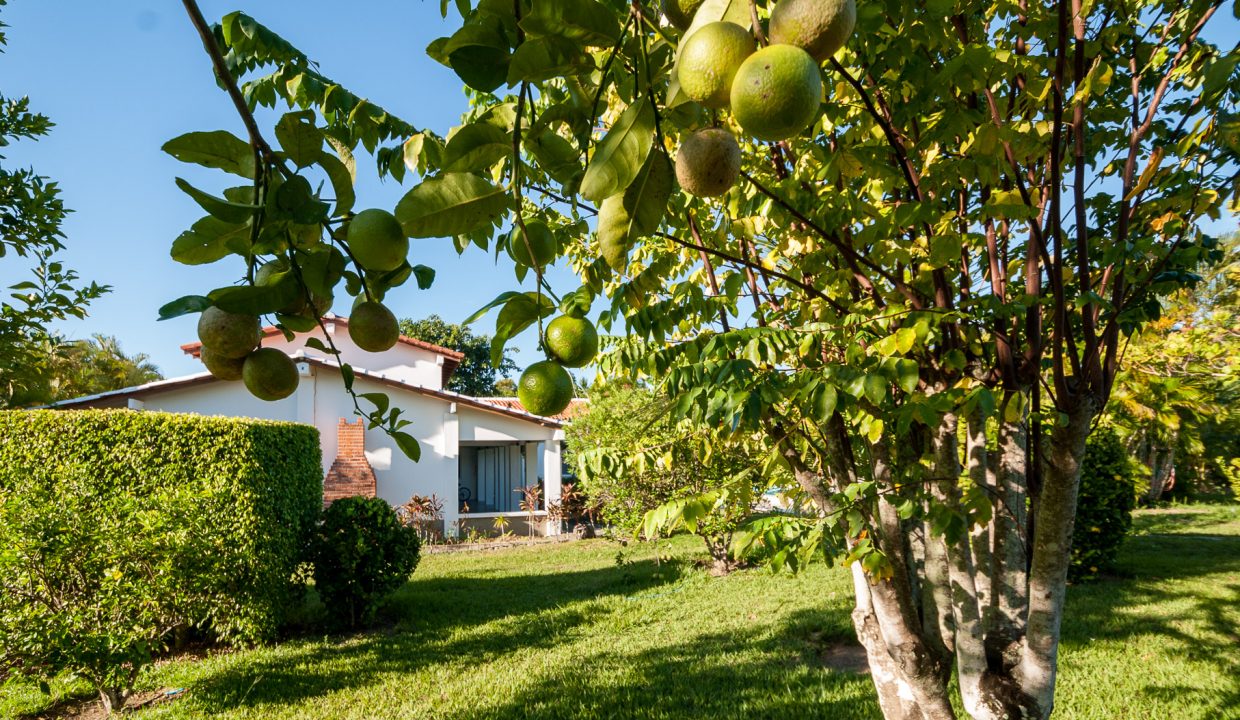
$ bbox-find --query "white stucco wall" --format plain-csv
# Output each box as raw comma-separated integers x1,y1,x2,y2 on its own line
107,356,563,535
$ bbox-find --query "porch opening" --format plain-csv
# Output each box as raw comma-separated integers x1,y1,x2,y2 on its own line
457,441,545,514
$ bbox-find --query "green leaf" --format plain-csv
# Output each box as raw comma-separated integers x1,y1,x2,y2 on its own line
162,130,255,178
491,292,555,366
319,150,355,215
863,374,887,405
411,264,436,290
359,392,390,415
507,36,595,84
175,178,259,224
157,295,212,320
894,359,920,394
341,363,355,389
277,313,319,332
580,99,655,203
595,150,673,270
392,430,422,461
170,216,251,265
812,383,838,420
441,22,510,92
464,290,524,324
395,172,510,238
442,122,511,173
274,112,324,168
528,128,583,186
208,283,300,316
519,0,621,47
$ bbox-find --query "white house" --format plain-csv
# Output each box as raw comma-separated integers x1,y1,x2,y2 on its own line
49,315,579,537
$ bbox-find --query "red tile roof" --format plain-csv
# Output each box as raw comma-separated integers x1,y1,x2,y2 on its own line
477,397,587,421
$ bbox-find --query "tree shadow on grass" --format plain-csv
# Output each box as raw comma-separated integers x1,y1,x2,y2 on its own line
432,607,877,720
1061,531,1240,717
180,557,688,714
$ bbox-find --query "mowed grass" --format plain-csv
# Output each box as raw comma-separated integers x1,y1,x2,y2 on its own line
3,505,1238,719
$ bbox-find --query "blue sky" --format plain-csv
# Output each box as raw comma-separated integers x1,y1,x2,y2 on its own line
0,2,1236,381
0,0,582,379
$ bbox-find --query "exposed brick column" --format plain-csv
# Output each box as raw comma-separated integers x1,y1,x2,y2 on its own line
323,418,377,506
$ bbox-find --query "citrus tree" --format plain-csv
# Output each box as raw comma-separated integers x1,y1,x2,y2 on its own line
162,0,1237,717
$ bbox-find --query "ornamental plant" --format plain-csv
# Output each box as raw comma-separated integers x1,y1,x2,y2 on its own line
163,1,1237,717
310,497,421,630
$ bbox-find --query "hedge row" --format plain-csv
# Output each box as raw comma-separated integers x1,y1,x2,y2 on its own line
0,410,322,648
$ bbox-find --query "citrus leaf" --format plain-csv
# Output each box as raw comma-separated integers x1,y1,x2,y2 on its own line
162,130,255,178
580,99,654,202
519,0,621,47
319,150,355,216
507,35,595,84
442,122,511,172
170,216,251,265
175,178,259,224
395,172,510,238
157,295,212,320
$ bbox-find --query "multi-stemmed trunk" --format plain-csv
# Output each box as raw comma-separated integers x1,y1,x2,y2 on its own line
783,397,1097,720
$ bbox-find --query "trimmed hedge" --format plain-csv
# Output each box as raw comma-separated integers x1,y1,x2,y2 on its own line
0,410,322,644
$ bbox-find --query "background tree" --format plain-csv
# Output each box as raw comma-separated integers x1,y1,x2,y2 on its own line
1108,233,1240,502
43,334,163,402
567,383,765,572
0,1,107,408
162,0,1238,717
398,314,517,396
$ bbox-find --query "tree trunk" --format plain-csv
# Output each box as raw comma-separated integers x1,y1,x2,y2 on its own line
99,687,126,715
1017,399,1096,718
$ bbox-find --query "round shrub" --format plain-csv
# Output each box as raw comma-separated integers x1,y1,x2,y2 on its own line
1070,426,1139,581
310,497,421,629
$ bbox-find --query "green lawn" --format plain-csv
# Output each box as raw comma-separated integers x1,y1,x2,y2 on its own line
3,505,1238,719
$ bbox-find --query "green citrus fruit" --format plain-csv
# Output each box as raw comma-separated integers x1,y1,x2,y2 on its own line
242,348,299,401
730,44,823,141
347,209,408,272
545,315,599,368
197,306,260,360
769,0,857,62
675,128,742,197
200,347,245,381
506,220,558,267
677,22,756,109
662,0,705,30
518,360,574,417
349,301,400,353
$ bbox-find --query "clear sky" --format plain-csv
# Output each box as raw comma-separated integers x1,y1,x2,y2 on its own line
0,2,1236,382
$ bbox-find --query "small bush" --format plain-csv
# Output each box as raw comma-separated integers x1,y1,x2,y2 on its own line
0,410,321,710
311,497,421,629
1070,426,1140,581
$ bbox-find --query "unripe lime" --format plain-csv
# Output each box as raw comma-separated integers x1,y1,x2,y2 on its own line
769,0,857,62
675,128,742,197
518,361,574,417
730,44,823,141
677,22,756,109
662,0,705,30
197,306,260,360
349,301,400,353
200,347,245,381
347,209,408,272
545,315,599,368
506,220,557,267
242,348,299,401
